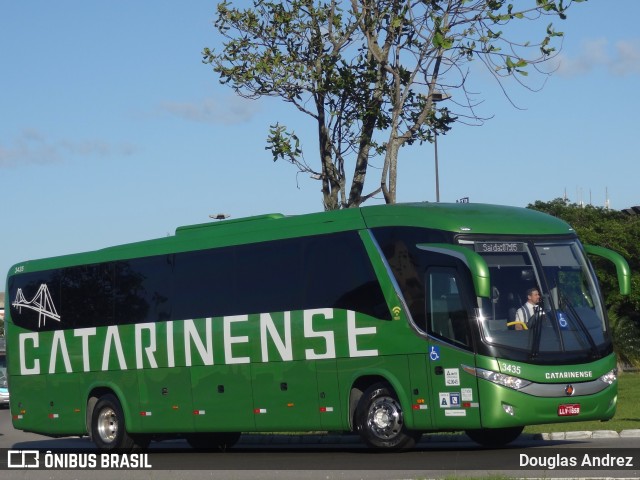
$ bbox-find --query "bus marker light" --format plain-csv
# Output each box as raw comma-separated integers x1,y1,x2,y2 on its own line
416,398,425,404
48,413,59,419
13,415,23,420
193,410,206,415
320,406,334,412
140,411,152,416
73,408,81,413
254,408,267,414
412,404,428,410
287,403,295,407
172,405,179,410
558,404,580,416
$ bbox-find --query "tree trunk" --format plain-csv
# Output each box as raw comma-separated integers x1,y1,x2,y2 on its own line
382,138,402,204
316,95,342,210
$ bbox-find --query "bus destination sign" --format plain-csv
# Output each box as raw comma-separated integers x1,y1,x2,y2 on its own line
474,242,526,253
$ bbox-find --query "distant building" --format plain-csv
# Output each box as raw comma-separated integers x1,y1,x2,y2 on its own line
622,206,640,215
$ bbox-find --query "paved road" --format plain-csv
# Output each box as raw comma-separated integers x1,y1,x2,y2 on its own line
1,408,639,479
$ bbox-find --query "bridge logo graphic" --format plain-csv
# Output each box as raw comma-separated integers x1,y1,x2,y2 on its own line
12,284,61,328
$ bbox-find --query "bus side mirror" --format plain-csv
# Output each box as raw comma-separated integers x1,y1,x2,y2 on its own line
584,244,631,296
416,243,491,299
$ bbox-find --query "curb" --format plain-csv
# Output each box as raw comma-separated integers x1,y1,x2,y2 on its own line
539,429,640,441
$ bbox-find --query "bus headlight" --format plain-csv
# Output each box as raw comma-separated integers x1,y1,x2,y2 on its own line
476,368,531,391
599,368,617,385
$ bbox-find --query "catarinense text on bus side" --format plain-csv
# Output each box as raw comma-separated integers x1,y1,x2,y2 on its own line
16,309,378,375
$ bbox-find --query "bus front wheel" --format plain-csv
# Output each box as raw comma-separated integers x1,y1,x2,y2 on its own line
355,383,420,450
91,394,148,451
465,426,524,447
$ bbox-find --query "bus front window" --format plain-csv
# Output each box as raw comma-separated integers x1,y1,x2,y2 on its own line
473,240,609,359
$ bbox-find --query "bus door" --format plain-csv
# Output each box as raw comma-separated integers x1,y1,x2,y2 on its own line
423,263,481,430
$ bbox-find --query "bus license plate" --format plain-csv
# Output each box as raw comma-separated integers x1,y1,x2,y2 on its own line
558,404,580,416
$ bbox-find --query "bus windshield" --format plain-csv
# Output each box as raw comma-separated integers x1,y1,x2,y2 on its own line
473,239,608,357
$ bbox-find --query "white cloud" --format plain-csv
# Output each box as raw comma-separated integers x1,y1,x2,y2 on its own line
159,96,260,125
555,38,640,77
0,129,136,168
611,39,640,75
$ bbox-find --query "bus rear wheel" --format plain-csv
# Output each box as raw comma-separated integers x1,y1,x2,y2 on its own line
355,383,420,450
91,394,148,451
186,432,241,451
465,426,524,447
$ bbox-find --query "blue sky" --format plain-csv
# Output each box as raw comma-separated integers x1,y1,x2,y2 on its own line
1,1,639,280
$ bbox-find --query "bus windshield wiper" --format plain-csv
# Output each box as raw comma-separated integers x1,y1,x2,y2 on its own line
560,293,600,358
528,303,544,360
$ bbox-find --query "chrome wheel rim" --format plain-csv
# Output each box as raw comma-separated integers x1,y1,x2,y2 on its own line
366,396,402,440
96,406,118,444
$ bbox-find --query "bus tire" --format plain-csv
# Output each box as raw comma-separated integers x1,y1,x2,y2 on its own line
186,432,241,451
91,394,148,451
355,383,419,450
465,426,524,447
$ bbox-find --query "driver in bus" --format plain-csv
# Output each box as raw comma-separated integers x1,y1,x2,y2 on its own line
510,287,542,330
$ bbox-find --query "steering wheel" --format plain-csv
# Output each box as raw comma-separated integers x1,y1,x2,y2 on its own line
506,320,528,330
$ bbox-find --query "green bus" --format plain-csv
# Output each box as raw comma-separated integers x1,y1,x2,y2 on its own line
5,203,630,450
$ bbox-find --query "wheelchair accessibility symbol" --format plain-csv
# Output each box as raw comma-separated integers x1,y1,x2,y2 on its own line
557,311,569,330
429,345,440,361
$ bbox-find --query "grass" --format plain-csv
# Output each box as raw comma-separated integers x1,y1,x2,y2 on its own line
523,371,640,434
439,477,514,480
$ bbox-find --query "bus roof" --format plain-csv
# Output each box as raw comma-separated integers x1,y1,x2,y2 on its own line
359,202,574,234
8,203,574,275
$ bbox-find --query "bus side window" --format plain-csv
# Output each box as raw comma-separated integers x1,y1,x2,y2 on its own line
426,268,471,348
304,232,390,320
382,240,425,328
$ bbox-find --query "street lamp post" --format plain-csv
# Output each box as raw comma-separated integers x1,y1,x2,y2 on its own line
434,127,441,203
431,91,450,202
